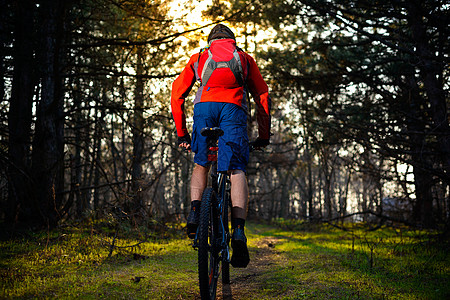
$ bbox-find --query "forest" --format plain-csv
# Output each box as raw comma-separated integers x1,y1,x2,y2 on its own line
1,0,449,232
1,0,450,299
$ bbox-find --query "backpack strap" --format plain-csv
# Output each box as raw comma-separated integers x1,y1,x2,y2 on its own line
230,48,244,86
200,49,216,86
194,48,205,78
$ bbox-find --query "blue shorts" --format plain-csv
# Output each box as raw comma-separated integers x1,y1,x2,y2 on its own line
191,102,249,172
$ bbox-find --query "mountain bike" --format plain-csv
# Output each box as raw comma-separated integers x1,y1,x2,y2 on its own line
192,126,260,299
192,127,231,300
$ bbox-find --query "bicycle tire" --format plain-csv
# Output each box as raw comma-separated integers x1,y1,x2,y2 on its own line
221,189,230,284
198,188,219,300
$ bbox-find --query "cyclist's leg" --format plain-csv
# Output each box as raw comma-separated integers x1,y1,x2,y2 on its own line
191,102,219,202
229,169,248,220
187,103,219,237
228,169,250,267
216,103,249,174
187,164,210,238
191,164,209,201
216,103,249,225
216,103,250,268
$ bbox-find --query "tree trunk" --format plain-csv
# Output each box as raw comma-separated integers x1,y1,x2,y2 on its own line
131,46,145,213
7,0,35,226
407,2,450,183
80,112,93,215
404,73,434,227
277,169,290,219
31,0,65,228
339,170,351,218
93,94,107,211
93,122,102,211
320,149,334,220
0,56,5,107
305,137,314,220
70,76,83,218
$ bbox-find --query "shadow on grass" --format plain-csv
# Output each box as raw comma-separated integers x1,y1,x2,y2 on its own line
253,225,450,300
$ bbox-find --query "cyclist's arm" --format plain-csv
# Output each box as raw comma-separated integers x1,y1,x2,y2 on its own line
245,55,271,140
171,54,199,138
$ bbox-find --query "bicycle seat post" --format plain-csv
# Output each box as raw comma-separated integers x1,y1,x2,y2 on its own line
201,127,224,191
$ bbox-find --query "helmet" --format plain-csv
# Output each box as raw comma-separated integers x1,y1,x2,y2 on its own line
207,24,235,43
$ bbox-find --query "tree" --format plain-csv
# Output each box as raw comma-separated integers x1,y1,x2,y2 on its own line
30,0,67,227
7,0,36,226
2,0,188,228
255,0,448,226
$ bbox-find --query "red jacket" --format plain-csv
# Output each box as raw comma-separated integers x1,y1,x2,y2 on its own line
171,39,271,139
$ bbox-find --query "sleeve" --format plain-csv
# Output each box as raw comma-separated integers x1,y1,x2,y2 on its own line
245,54,272,140
171,54,198,137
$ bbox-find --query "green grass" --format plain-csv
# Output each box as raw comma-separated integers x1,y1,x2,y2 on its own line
248,221,450,300
1,221,449,299
0,222,198,299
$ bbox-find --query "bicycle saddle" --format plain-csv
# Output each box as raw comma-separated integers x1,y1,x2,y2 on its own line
200,127,224,139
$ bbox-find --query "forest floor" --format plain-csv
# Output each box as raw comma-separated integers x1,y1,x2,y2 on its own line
1,220,449,299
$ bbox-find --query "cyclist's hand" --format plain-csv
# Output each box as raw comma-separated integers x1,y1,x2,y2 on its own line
251,138,269,150
178,134,191,151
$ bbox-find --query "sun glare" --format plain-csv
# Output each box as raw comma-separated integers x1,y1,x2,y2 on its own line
168,0,213,51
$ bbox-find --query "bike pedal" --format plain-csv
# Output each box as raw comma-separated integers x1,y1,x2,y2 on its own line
192,241,199,250
192,234,200,250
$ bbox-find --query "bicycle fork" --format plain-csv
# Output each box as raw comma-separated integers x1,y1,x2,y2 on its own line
217,173,231,264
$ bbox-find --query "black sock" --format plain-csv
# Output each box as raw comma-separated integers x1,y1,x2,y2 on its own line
191,200,201,211
232,218,245,229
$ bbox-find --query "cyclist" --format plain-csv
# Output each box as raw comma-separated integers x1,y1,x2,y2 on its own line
171,24,271,268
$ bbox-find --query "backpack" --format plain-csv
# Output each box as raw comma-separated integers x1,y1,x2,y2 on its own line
197,41,245,87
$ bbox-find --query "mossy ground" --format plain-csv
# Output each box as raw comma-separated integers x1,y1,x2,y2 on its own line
1,221,449,299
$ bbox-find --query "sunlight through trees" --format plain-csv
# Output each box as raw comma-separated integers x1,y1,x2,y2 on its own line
1,0,448,230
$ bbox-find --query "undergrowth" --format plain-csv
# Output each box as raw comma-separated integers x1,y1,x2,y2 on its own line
0,219,449,299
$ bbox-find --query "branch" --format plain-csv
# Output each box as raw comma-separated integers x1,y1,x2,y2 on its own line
71,8,247,49
57,179,133,195
65,71,179,79
325,210,415,228
300,0,416,56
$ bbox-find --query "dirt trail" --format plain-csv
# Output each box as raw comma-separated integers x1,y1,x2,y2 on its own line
216,236,283,300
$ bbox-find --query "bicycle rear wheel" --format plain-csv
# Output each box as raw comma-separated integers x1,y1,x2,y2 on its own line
198,188,220,300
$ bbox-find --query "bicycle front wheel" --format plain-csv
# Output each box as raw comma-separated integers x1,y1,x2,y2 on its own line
221,189,230,285
198,188,219,300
